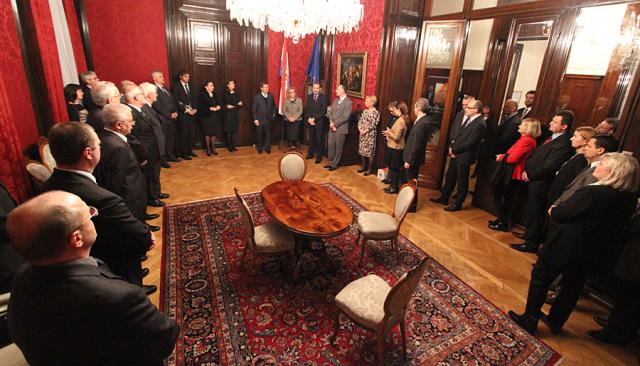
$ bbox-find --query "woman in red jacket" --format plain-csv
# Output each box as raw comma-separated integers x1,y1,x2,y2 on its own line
489,118,541,231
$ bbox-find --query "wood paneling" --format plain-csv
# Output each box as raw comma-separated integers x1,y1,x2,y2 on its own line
164,0,268,147
559,74,603,126
460,69,484,99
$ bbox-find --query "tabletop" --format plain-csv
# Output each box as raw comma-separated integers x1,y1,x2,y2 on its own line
261,181,353,237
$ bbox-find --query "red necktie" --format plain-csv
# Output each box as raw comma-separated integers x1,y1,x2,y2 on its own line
314,94,318,102
543,136,552,145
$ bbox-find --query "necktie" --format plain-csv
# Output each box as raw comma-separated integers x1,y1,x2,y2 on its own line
461,116,470,128
543,136,553,145
184,83,189,94
314,94,318,102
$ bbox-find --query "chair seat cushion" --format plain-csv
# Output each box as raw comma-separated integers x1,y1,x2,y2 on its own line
254,221,295,253
335,274,391,329
357,211,398,239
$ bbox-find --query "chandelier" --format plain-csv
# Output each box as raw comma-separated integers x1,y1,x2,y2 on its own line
226,0,364,43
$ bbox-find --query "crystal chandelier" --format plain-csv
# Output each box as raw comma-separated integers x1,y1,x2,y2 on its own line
226,0,364,43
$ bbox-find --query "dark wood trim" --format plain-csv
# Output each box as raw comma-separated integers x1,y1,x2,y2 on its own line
73,0,93,71
12,0,50,136
326,34,335,96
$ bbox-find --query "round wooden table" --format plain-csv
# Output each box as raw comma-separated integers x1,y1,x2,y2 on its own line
261,180,353,280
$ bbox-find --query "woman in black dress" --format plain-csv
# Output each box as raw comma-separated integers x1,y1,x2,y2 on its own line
223,80,243,152
64,83,87,122
197,81,222,156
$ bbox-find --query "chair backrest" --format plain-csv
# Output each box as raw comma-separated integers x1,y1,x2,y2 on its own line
278,152,306,181
25,161,52,183
234,188,256,249
38,136,56,172
384,256,429,323
393,181,416,223
0,343,28,366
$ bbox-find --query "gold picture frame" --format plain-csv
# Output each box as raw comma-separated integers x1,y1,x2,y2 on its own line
337,52,367,99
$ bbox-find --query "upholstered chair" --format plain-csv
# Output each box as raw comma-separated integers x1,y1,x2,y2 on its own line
0,343,27,366
38,136,56,173
234,188,296,271
278,151,306,181
331,256,429,365
356,181,416,264
25,160,52,193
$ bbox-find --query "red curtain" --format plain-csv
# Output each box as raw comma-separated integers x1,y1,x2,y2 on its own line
30,0,67,124
62,0,88,73
0,72,30,202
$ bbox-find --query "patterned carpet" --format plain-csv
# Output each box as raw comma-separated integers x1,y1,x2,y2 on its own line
161,183,562,365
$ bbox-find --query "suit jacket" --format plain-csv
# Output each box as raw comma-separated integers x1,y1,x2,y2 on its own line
524,132,573,196
517,107,533,119
497,135,537,180
82,85,98,111
403,115,438,167
94,131,147,220
142,104,166,157
303,93,328,129
87,108,104,131
546,154,588,205
495,113,521,154
553,165,597,206
450,114,486,164
328,97,352,135
129,104,160,165
541,185,636,271
615,212,640,281
9,259,178,366
0,182,23,293
43,169,151,280
153,84,177,125
252,92,276,124
172,82,197,115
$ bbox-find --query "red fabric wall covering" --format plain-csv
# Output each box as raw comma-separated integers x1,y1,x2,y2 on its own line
62,0,88,73
31,0,68,125
268,0,385,111
0,1,39,149
84,0,169,86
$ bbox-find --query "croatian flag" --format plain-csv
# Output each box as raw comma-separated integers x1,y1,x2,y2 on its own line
278,39,290,115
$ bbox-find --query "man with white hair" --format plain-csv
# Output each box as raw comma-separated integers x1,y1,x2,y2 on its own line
87,81,120,131
7,191,178,365
80,70,100,111
93,104,148,225
140,82,170,168
151,71,180,164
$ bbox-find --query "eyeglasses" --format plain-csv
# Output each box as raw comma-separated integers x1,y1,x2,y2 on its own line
74,206,98,231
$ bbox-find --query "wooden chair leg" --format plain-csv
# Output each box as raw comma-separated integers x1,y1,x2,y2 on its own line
376,328,386,366
357,231,366,266
330,309,341,346
400,319,407,360
394,237,400,263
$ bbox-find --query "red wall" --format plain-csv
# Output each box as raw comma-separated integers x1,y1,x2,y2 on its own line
85,0,169,85
0,1,39,148
268,0,385,110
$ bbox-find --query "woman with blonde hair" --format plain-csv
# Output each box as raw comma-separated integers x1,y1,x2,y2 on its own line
509,152,639,335
489,118,541,231
357,95,380,175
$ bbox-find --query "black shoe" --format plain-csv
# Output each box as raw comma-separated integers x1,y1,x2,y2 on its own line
508,311,537,335
364,171,373,176
232,147,238,151
408,206,417,213
161,162,171,168
324,164,331,169
257,150,263,154
328,166,337,171
513,232,526,240
357,168,366,173
148,199,166,207
593,315,609,327
266,150,271,154
509,243,538,253
315,159,322,164
181,155,192,160
228,148,234,152
382,178,391,184
169,157,181,162
540,314,562,335
306,155,314,160
430,196,449,205
587,330,632,345
206,151,212,156
142,268,150,278
488,218,500,225
140,255,148,262
145,213,160,220
488,221,509,232
188,151,197,157
544,291,558,305
212,150,218,155
148,225,161,232
444,204,462,212
159,193,170,199
384,187,398,194
143,285,157,296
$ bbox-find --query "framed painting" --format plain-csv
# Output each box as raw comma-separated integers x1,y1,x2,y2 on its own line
337,52,367,98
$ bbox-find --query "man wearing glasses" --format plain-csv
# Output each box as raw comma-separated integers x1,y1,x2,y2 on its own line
6,191,178,365
431,99,486,211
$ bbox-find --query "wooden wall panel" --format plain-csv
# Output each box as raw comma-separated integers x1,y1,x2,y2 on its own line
558,74,603,126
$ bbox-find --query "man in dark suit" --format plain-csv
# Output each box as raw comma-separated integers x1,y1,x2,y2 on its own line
6,191,178,365
517,90,535,119
0,182,23,295
93,104,148,224
152,71,180,164
404,98,438,212
44,122,155,292
125,85,165,208
172,70,197,160
80,71,100,111
303,82,328,163
495,99,521,154
86,81,121,132
431,99,486,211
252,82,276,154
447,95,475,146
326,84,352,170
510,110,575,253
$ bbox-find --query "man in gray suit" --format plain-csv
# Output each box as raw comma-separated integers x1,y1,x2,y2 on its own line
326,85,352,171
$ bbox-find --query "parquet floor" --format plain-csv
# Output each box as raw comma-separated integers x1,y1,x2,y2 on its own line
145,145,639,365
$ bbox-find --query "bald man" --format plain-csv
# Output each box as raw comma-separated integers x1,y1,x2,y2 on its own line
7,191,178,366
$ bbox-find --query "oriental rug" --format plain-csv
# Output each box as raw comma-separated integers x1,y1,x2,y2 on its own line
161,183,562,366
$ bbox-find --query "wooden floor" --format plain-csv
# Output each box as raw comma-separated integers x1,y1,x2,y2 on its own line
144,145,639,366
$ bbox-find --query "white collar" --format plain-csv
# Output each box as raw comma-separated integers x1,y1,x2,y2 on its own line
54,167,97,184
128,103,142,113
104,128,127,142
339,96,346,102
261,92,268,98
590,160,600,168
